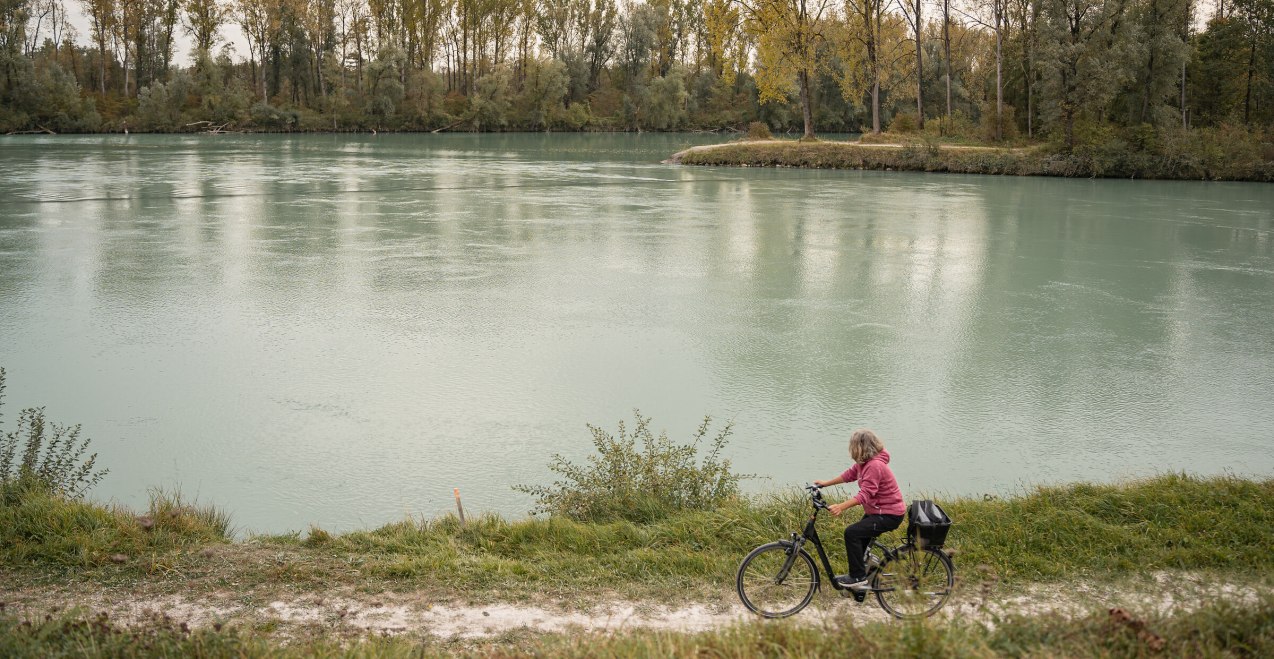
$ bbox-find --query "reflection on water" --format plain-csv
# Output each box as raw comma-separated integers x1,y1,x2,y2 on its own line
1,134,1272,533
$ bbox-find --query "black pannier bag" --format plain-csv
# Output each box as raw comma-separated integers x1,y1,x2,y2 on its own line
907,500,952,548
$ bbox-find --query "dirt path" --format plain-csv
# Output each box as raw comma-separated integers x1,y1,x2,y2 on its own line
2,572,1267,639
667,140,1029,164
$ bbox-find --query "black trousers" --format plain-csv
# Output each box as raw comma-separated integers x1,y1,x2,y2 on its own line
844,513,904,579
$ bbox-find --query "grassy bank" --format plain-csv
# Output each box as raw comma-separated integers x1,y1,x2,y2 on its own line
3,474,1272,603
2,594,1271,657
672,139,1274,182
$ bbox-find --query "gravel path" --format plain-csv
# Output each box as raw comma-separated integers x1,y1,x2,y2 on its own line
3,572,1267,639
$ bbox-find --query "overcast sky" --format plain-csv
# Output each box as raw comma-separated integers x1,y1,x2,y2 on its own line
58,7,251,69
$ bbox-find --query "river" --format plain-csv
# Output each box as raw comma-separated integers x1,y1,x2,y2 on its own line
1,133,1272,533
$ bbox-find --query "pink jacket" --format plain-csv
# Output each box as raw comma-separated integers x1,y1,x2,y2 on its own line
841,450,905,516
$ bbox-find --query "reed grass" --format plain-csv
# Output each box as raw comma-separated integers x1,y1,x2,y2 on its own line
0,488,231,569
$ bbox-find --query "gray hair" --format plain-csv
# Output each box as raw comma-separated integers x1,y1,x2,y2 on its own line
850,429,885,464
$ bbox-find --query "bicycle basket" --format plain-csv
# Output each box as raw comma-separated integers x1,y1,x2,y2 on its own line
907,500,952,547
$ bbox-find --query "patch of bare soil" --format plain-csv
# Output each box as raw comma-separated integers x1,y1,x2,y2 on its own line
666,140,1028,164
2,572,1267,640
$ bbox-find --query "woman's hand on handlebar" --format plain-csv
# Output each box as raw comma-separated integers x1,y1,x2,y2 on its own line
814,476,844,488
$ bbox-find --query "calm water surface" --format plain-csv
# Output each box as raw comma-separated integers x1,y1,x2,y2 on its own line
2,134,1272,533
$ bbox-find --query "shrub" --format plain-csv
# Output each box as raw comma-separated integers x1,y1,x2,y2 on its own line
249,103,299,130
0,368,107,502
746,121,773,140
515,411,746,523
980,102,1018,142
924,111,979,141
888,111,919,133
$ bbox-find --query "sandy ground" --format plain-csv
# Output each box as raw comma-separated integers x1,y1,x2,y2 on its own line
666,140,1025,164
2,571,1267,640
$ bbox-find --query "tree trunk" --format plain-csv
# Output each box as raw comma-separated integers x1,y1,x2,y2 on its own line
943,0,952,135
260,46,269,102
1141,48,1156,124
1243,34,1256,123
99,43,107,95
914,0,924,128
872,79,881,132
868,10,881,133
798,68,815,139
1180,57,1187,128
1181,0,1189,128
995,1,1003,141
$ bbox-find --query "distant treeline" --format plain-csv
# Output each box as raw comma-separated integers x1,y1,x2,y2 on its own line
0,0,1271,148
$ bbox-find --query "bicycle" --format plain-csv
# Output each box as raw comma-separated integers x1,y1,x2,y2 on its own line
735,484,955,619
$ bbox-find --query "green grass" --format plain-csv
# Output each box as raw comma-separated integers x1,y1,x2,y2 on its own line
2,594,1272,657
0,488,231,570
280,473,1274,597
3,474,1272,602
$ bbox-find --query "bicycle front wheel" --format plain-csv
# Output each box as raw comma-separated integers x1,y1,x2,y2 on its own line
736,542,818,618
874,545,954,619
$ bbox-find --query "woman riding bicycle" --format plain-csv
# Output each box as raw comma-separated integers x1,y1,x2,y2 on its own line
813,429,905,593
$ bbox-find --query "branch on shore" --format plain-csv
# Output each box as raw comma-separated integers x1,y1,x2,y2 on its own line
6,124,56,135
431,117,469,134
184,121,236,134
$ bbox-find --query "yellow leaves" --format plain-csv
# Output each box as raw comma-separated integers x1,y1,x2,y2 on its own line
742,0,835,106
834,1,908,103
704,0,742,82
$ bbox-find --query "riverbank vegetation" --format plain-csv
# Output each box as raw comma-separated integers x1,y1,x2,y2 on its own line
674,125,1274,180
0,0,1271,152
6,471,1269,603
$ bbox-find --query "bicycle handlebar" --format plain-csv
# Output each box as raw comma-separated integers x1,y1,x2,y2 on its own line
806,483,829,510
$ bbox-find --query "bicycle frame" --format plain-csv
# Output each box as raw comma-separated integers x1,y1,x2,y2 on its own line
777,495,906,595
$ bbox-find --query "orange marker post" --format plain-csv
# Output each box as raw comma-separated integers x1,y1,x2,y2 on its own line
454,487,466,527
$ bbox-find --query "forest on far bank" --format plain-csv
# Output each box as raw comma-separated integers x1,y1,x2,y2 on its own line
0,0,1271,151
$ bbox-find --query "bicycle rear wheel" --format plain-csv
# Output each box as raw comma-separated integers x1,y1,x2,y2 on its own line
736,542,818,618
874,545,954,619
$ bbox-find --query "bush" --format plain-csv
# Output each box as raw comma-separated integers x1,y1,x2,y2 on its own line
746,121,773,140
888,111,919,133
980,102,1018,142
0,368,106,502
923,111,980,142
515,411,746,523
249,103,299,130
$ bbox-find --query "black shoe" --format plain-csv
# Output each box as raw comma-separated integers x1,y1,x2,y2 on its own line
834,574,872,593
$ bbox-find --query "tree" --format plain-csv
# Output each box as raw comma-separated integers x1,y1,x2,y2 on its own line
1232,0,1273,123
235,0,274,101
896,0,924,128
703,0,744,82
1128,0,1190,125
842,0,904,132
583,0,619,92
739,0,835,138
963,0,1009,139
81,0,115,94
941,0,952,131
1038,0,1135,149
183,0,226,55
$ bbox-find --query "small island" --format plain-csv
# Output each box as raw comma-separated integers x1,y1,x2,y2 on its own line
670,135,1274,182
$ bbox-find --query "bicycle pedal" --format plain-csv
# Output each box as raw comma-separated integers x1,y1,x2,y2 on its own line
852,592,867,603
